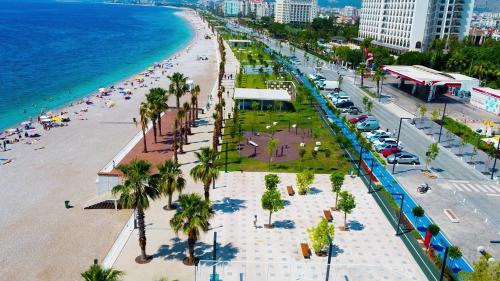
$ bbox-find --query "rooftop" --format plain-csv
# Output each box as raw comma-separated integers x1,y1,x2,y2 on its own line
383,65,478,86
234,88,291,101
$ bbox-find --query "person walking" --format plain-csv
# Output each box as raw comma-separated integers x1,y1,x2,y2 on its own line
253,214,257,228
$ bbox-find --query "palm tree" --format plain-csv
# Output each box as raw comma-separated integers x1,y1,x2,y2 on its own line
170,193,214,265
183,102,191,141
177,109,186,153
157,160,186,210
81,264,124,281
190,93,197,127
356,63,368,87
190,147,219,201
172,119,179,163
192,85,200,124
112,160,160,263
143,101,158,143
139,102,149,153
147,88,168,136
212,111,220,151
168,72,188,109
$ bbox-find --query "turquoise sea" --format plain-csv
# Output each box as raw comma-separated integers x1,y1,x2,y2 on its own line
0,1,193,130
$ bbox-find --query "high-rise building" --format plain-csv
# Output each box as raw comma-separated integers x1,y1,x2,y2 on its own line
358,0,475,53
341,6,358,17
274,0,318,24
224,0,240,16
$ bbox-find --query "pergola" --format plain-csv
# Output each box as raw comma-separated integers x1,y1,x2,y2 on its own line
234,88,291,110
383,65,479,101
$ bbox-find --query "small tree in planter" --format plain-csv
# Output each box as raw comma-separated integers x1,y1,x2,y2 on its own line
419,105,427,129
296,170,315,195
261,188,284,228
264,174,280,190
425,142,440,171
426,224,440,252
412,206,425,228
307,218,335,256
330,172,345,211
267,138,279,171
337,191,356,231
448,245,462,260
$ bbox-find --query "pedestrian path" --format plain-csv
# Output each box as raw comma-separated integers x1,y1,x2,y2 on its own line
449,180,500,194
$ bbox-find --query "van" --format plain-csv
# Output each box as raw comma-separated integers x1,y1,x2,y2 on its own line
356,119,379,131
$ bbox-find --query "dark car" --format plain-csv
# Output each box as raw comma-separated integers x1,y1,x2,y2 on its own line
335,101,354,108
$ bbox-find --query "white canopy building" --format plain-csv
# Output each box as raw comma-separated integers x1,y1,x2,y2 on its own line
234,88,292,110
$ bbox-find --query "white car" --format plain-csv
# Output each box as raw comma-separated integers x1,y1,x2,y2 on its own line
373,138,399,147
333,96,350,104
366,129,390,139
369,134,392,143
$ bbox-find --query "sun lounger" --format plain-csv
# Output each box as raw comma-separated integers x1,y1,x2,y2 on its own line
287,186,295,196
300,243,311,259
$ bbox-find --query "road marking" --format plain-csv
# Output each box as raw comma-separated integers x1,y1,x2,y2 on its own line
472,184,489,193
486,194,500,197
481,185,497,193
488,184,500,193
465,184,481,192
453,183,466,191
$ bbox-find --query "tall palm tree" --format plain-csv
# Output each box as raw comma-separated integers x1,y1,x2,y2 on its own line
356,63,368,87
190,147,219,201
183,102,191,141
168,72,188,109
112,160,160,263
177,109,186,153
170,193,214,265
172,119,179,163
212,111,220,151
142,101,158,143
157,160,186,210
193,85,200,121
81,264,124,281
139,102,149,153
147,87,168,136
190,94,197,127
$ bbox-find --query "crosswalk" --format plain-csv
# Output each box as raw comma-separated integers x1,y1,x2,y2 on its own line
450,181,500,194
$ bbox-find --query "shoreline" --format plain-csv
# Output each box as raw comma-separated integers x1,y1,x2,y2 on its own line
0,5,193,133
0,8,219,280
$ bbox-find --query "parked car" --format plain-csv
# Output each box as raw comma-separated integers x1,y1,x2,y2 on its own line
369,134,392,144
373,138,400,147
346,106,362,114
334,96,351,104
381,147,403,157
375,142,403,152
356,119,379,131
334,100,354,109
387,152,420,164
366,129,390,139
349,115,369,123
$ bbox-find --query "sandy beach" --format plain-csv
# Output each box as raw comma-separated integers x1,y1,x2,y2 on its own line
0,9,218,280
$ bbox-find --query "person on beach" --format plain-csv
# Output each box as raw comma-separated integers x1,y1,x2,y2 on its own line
2,140,6,151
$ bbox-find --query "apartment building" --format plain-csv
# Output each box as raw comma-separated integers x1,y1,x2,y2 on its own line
274,0,318,24
358,0,474,53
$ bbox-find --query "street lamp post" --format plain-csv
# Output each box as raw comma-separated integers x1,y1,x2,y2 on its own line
437,103,448,143
392,117,412,173
491,140,500,180
439,246,449,281
225,141,228,173
325,234,333,281
357,146,364,176
390,193,406,236
368,158,375,192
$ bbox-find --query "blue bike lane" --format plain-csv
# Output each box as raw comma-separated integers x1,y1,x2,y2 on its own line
269,49,474,275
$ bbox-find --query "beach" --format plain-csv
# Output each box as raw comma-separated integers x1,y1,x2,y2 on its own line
0,9,218,280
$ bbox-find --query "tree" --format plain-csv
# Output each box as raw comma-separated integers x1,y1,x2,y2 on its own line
112,160,160,263
267,138,279,171
190,147,219,201
412,206,425,226
296,170,315,195
299,148,306,170
418,105,427,128
307,218,335,254
366,100,373,114
372,68,386,97
146,87,168,136
172,119,179,163
431,108,441,121
264,174,280,190
139,102,150,153
81,264,124,281
448,245,462,260
355,63,368,87
176,109,185,153
337,191,356,230
261,188,285,227
183,102,191,143
157,160,186,210
168,72,188,109
192,85,201,121
462,256,500,281
170,193,214,265
426,223,440,252
330,172,344,210
425,142,440,171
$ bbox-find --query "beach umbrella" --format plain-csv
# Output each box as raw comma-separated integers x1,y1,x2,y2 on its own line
52,116,61,121
99,88,106,93
148,67,154,72
21,121,31,126
125,89,132,93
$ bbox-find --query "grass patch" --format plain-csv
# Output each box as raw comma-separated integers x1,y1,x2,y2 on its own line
359,87,377,98
237,73,291,88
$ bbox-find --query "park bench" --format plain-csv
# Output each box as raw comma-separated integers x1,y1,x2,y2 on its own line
300,243,310,259
323,210,332,222
287,185,295,196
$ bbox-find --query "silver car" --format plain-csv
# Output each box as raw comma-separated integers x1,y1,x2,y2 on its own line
387,152,420,164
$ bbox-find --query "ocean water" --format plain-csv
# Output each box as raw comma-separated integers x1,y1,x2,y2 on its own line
0,1,193,130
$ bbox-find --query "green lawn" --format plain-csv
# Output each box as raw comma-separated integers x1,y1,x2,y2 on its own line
222,91,351,174
237,73,291,89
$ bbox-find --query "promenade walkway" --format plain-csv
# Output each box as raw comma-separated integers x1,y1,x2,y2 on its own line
108,39,239,280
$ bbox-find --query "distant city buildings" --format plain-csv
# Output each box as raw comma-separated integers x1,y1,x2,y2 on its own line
274,0,318,24
358,0,475,53
470,12,500,28
340,6,358,17
223,0,273,18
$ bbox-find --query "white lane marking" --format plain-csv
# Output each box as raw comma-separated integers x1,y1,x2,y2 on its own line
472,184,489,193
488,184,500,193
480,185,497,193
486,194,500,197
463,183,480,192
453,183,466,191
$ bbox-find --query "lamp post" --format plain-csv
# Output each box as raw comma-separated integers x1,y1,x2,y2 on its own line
368,158,375,192
392,117,412,173
390,193,405,236
439,246,449,281
491,139,500,180
437,103,447,143
212,232,217,280
325,234,333,281
357,146,364,176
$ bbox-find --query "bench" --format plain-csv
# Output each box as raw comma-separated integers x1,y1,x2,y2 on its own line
300,243,310,259
323,210,332,222
287,186,295,196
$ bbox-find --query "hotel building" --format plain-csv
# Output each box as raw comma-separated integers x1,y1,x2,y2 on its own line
274,0,318,24
358,0,475,53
